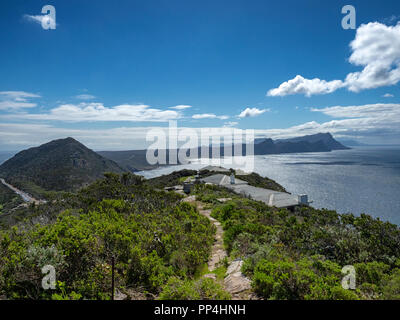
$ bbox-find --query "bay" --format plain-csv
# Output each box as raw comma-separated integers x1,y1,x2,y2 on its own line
138,146,400,225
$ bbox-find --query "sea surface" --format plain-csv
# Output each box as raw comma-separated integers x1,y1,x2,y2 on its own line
138,146,400,225
0,152,15,165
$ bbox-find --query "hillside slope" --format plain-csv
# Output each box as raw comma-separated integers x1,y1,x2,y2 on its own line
275,133,349,151
0,137,124,196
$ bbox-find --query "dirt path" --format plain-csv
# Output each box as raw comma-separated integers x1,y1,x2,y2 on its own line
0,178,45,205
182,195,255,299
197,203,227,271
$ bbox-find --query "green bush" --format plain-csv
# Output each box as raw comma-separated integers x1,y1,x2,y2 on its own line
0,174,215,299
382,269,400,299
251,256,359,300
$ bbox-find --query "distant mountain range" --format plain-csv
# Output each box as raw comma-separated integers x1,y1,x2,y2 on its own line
101,132,349,171
0,133,349,196
97,149,155,172
0,137,124,197
254,132,349,154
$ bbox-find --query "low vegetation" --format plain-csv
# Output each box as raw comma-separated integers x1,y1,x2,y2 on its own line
147,169,197,188
236,172,286,192
1,169,400,300
0,173,218,299
0,183,23,216
196,183,400,300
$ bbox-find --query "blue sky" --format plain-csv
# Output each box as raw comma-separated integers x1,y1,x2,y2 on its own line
1,0,400,150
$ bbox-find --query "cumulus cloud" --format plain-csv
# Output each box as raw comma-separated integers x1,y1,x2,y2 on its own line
267,22,400,96
169,105,192,110
4,103,181,122
345,22,400,92
238,107,268,118
192,113,229,120
267,75,344,97
383,93,394,98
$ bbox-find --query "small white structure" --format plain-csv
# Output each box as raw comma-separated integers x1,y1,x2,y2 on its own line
297,194,308,205
200,173,303,208
268,194,275,206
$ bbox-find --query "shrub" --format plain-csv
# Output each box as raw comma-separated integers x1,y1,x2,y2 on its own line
382,269,400,300
252,256,358,300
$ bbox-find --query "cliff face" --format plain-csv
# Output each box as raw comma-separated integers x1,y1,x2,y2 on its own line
274,133,350,150
253,133,349,155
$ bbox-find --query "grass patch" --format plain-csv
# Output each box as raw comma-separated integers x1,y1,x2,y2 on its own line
212,265,227,281
194,262,210,279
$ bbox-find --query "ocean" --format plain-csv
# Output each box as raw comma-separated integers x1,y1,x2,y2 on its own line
138,146,400,225
0,152,15,165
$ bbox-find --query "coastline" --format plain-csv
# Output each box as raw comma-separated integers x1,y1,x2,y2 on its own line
138,146,400,225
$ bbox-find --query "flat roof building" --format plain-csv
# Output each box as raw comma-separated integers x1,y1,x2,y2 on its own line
201,173,305,208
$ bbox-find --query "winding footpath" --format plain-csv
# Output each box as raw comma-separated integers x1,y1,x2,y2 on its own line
197,203,227,271
182,195,255,300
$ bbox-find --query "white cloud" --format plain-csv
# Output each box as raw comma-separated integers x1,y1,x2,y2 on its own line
4,103,181,122
0,101,37,110
23,14,56,27
0,91,40,110
310,103,400,119
0,123,153,150
192,113,229,120
345,22,400,92
223,121,239,127
381,15,400,25
0,91,41,101
169,105,192,110
267,22,400,96
250,103,400,145
2,103,400,150
267,75,344,97
75,94,96,100
383,93,394,98
238,107,268,118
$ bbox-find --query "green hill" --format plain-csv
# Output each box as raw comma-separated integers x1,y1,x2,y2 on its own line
0,137,124,197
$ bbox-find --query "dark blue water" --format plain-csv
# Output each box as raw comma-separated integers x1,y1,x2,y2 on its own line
139,146,400,225
254,147,400,225
0,152,15,165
